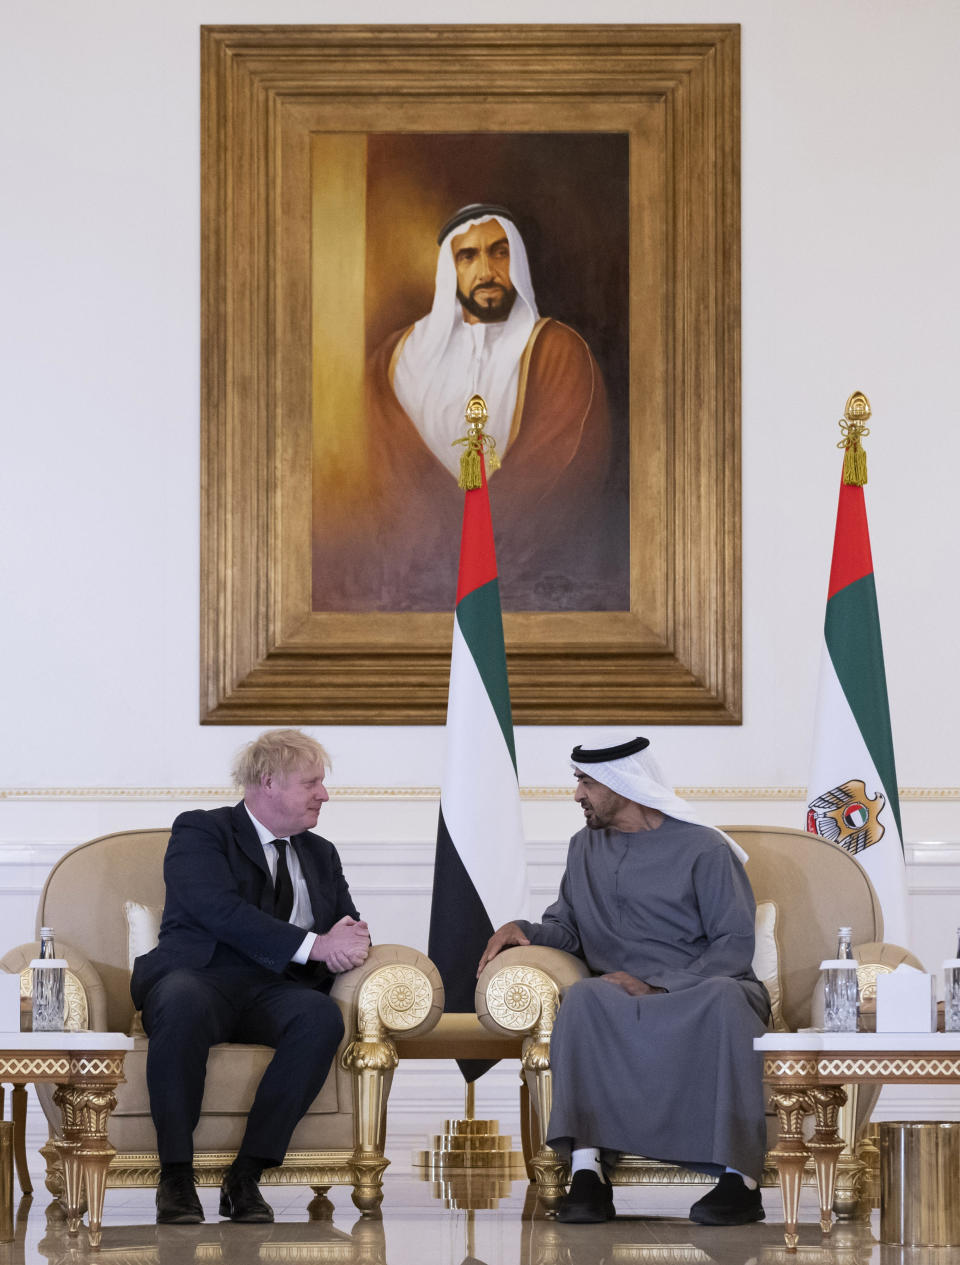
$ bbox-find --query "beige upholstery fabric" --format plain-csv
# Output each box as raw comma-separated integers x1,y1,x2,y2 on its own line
17,828,442,1187
730,824,883,1033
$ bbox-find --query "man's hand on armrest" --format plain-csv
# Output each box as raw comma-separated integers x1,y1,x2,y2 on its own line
477,922,531,977
308,915,370,973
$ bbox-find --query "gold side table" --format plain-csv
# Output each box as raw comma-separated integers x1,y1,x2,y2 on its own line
756,1031,960,1253
0,1031,133,1250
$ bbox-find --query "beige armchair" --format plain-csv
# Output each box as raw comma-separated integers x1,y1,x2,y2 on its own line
1,828,443,1214
476,824,914,1216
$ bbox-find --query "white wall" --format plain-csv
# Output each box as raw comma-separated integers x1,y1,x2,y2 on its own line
1,0,958,797
2,0,959,1132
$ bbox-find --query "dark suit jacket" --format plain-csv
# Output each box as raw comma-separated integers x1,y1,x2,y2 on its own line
130,802,360,1009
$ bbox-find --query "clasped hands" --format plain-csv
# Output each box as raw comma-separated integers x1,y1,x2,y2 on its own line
476,922,664,995
309,915,370,973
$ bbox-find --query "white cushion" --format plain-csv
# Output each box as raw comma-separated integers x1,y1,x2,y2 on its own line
123,900,161,972
753,900,785,1030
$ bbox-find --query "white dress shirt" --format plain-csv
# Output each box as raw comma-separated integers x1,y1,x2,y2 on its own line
244,806,317,965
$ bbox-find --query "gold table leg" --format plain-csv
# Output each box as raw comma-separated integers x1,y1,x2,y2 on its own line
12,1086,32,1196
52,1085,84,1236
54,1081,118,1249
769,1088,813,1252
0,1120,13,1242
807,1085,847,1234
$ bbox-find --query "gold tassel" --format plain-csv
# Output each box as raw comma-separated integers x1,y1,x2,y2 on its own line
458,447,482,491
837,390,871,486
453,393,499,490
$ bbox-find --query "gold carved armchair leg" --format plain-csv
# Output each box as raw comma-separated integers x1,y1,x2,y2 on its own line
483,960,568,1213
342,962,437,1216
308,1185,335,1220
519,1074,540,1180
520,981,566,1212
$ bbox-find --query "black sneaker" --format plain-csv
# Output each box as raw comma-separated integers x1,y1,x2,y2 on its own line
556,1169,616,1223
689,1173,764,1226
156,1172,204,1224
219,1172,274,1223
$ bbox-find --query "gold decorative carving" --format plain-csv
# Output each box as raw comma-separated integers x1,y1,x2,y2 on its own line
854,963,893,1004
342,964,432,1073
530,1148,567,1212
362,964,433,1035
0,1055,72,1078
487,966,558,1035
62,1085,118,1138
611,1251,712,1263
763,1057,820,1079
818,1055,960,1079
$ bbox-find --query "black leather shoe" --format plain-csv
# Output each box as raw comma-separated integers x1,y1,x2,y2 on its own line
156,1172,204,1224
689,1173,764,1225
219,1172,274,1223
556,1169,616,1223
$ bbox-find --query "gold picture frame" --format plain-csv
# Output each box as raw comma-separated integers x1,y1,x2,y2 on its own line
201,24,741,725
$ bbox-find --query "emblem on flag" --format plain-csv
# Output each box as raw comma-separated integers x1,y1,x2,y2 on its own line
806,779,886,854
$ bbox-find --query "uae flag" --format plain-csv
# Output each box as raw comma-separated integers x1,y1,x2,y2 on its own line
428,458,528,1078
806,462,909,947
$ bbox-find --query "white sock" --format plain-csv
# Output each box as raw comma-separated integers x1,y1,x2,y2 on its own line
571,1147,604,1178
724,1166,758,1191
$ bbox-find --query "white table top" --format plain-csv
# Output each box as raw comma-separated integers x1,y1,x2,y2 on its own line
755,1031,960,1052
0,1031,135,1051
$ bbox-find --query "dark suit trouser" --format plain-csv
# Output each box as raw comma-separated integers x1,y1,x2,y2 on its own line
140,959,344,1167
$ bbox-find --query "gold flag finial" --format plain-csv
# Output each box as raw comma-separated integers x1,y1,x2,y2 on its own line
452,394,500,490
837,390,871,486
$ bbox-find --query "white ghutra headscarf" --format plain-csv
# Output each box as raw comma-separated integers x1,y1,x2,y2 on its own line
570,738,749,864
392,208,539,478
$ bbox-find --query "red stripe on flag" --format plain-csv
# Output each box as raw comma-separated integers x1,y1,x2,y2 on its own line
455,459,499,605
827,478,874,600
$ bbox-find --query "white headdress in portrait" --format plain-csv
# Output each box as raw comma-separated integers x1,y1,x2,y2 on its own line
392,207,539,477
570,737,749,863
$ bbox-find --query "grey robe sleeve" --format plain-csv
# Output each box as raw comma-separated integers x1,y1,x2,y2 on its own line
514,866,583,957
642,845,757,993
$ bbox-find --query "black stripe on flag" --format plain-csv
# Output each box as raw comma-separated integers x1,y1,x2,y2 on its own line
428,806,497,1082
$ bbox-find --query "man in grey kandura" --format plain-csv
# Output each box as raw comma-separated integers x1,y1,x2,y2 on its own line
478,736,770,1225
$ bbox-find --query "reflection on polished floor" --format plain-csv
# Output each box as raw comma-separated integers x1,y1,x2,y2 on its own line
0,1140,938,1265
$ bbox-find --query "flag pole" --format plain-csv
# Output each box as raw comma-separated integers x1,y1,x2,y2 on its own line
806,390,910,950
414,393,527,1195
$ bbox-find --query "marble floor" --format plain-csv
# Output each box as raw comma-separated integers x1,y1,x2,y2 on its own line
0,1136,949,1265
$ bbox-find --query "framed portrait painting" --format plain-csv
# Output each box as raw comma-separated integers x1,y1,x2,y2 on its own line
201,25,741,724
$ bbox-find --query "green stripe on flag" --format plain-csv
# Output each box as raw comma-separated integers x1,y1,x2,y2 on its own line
824,573,903,839
455,578,517,771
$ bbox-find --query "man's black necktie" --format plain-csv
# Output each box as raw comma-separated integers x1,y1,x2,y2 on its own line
272,839,294,922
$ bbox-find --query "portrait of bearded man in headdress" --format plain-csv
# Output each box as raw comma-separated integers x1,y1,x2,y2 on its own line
311,133,630,615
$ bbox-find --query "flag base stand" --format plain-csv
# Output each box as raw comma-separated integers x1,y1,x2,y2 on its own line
411,1082,527,1206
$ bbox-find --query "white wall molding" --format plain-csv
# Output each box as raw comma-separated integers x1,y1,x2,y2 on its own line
3,785,959,802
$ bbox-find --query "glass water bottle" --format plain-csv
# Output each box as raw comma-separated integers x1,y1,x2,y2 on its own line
32,925,66,1032
944,927,960,1032
822,925,859,1032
